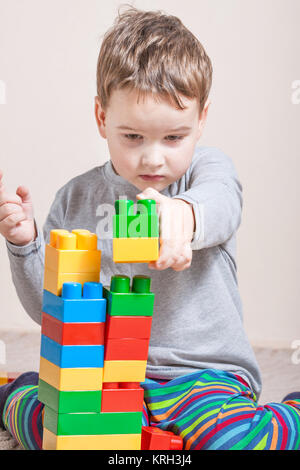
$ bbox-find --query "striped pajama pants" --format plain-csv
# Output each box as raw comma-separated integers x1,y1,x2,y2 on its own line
2,369,300,450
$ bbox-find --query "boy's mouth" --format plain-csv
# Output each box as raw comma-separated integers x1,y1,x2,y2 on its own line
139,174,165,181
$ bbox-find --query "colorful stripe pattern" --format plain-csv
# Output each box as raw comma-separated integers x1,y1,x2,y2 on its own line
2,369,300,450
3,385,43,450
140,369,300,450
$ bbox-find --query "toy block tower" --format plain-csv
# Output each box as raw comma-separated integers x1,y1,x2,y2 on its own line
113,198,159,263
38,229,108,450
101,273,153,408
37,229,153,450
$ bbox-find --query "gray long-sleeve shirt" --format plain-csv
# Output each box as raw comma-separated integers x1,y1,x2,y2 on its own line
5,145,262,398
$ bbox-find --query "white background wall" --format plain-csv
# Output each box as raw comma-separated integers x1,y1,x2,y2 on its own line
0,0,299,348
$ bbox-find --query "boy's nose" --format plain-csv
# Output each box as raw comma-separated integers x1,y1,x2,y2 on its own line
141,151,164,170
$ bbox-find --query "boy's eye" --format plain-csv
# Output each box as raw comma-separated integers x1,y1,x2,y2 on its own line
123,134,184,142
124,134,142,140
165,135,184,141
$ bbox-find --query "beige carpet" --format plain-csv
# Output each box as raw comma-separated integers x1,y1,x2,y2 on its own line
0,330,299,450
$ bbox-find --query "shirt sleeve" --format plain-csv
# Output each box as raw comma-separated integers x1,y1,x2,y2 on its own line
172,147,243,250
5,187,67,325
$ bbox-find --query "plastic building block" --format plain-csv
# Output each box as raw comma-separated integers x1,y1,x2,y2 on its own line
104,315,152,340
0,372,21,385
103,360,147,383
103,275,154,316
43,428,141,450
0,372,8,385
141,426,183,450
104,338,149,361
41,312,105,345
113,237,159,263
43,269,101,297
38,379,102,413
45,230,101,273
39,357,103,391
101,385,144,412
40,334,104,368
42,282,106,323
113,199,159,238
43,406,142,435
113,199,159,263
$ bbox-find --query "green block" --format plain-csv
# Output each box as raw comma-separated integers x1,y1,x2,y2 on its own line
113,199,159,238
113,214,159,238
38,379,102,413
44,406,142,436
103,275,154,316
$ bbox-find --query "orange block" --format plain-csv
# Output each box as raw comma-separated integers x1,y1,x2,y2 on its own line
41,312,105,345
101,385,144,412
0,372,8,385
141,426,183,450
104,338,150,360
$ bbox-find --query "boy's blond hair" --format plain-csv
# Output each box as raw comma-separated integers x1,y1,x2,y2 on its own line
96,4,212,115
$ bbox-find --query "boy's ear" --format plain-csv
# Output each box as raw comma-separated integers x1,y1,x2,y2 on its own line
94,96,107,139
197,98,211,139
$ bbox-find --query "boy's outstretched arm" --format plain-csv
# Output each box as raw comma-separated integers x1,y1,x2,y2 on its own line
137,147,243,272
5,187,66,325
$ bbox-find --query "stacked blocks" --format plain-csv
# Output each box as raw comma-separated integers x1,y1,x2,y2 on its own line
113,199,159,263
102,273,153,384
38,229,154,450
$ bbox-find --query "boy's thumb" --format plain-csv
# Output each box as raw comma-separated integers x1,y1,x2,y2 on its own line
16,185,34,218
136,187,165,203
16,185,31,202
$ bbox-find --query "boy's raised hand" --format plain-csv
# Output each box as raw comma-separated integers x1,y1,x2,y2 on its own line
136,187,195,272
0,170,36,246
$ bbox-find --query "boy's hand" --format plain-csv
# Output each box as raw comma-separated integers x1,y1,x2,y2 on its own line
0,170,37,246
136,187,195,271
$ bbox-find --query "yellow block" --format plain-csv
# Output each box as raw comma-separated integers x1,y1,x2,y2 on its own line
49,229,97,250
103,360,147,382
43,267,100,297
0,372,8,385
39,357,103,391
44,244,101,274
113,237,159,263
43,428,141,450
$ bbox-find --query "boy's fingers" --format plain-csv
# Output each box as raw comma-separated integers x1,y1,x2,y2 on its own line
150,240,179,270
0,192,23,207
0,203,23,222
1,211,27,228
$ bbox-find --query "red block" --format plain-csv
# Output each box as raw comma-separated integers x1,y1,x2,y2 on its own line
104,338,150,360
101,386,144,412
105,315,152,340
8,372,21,383
41,312,105,345
141,426,183,450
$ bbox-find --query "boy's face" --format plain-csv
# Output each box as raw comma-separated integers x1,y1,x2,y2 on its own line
94,87,209,191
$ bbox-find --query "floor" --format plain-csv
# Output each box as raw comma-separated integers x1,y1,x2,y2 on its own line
0,330,299,450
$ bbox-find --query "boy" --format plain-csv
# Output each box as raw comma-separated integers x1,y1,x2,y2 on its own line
0,6,299,450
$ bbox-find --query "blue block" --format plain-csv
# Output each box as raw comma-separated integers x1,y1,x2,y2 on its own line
40,335,104,368
42,282,106,323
